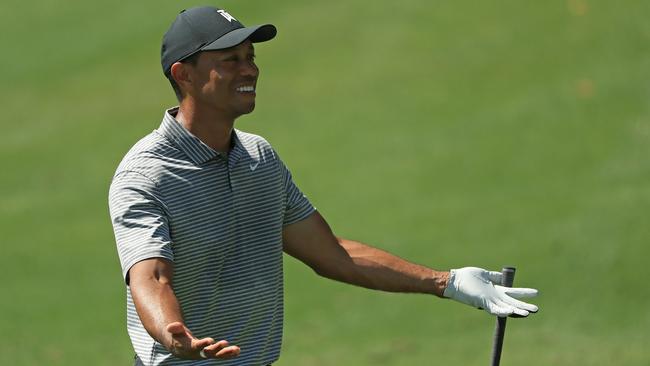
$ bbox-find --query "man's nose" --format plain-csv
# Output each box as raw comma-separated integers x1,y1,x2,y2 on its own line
241,60,258,77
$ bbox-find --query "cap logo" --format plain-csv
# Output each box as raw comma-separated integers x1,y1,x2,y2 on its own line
217,9,236,22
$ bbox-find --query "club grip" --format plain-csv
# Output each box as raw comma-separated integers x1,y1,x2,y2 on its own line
501,266,516,287
490,266,516,366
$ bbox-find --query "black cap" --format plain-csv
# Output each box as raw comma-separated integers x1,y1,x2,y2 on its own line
161,6,277,76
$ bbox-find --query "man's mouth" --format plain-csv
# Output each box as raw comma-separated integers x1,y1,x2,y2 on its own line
236,85,255,93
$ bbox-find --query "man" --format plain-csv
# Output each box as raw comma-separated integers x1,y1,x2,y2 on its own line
109,6,539,366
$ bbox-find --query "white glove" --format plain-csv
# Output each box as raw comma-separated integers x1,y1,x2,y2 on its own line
443,267,539,317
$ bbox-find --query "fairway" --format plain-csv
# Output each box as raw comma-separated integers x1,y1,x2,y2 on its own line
1,0,649,365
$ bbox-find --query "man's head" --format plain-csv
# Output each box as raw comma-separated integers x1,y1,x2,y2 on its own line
171,40,260,119
161,7,276,105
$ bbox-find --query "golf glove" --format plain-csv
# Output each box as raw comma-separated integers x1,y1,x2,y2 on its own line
443,267,539,317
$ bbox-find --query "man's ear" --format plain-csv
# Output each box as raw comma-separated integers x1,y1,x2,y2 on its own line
170,62,192,90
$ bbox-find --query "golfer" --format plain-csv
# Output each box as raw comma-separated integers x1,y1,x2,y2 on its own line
109,6,539,366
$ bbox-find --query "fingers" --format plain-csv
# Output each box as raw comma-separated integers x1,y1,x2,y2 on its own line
501,294,539,313
503,287,539,299
486,300,513,317
163,322,239,360
492,287,538,316
507,303,530,317
216,345,241,358
201,340,240,359
510,307,530,317
493,285,539,313
487,299,530,317
192,337,215,351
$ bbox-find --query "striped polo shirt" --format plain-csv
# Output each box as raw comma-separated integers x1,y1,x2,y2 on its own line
109,107,315,366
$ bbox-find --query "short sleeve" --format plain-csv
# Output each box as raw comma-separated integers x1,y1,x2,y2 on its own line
279,159,315,226
108,171,174,283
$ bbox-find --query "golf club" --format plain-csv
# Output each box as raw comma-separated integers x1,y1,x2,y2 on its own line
490,266,516,366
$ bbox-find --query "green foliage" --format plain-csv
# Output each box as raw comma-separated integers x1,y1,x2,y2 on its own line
1,0,648,364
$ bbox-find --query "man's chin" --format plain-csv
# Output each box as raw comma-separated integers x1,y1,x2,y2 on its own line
239,103,256,115
216,102,256,120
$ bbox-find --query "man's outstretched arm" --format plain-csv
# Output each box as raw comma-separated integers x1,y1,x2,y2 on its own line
283,211,449,296
282,211,538,316
129,258,241,360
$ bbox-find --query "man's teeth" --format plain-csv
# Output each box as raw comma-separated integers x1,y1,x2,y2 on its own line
236,86,255,92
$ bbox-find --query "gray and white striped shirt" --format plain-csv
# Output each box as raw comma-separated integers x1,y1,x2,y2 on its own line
109,107,314,366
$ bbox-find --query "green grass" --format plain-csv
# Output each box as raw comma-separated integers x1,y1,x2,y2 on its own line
1,0,649,365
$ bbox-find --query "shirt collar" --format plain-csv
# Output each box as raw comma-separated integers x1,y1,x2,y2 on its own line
158,107,247,166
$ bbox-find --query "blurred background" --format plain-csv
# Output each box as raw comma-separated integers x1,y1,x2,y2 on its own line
1,0,648,364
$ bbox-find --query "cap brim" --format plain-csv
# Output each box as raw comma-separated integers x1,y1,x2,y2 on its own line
201,24,277,51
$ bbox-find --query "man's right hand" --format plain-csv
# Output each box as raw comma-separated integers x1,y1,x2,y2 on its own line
164,322,241,360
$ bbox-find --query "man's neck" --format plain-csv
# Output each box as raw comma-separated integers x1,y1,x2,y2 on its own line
175,101,235,153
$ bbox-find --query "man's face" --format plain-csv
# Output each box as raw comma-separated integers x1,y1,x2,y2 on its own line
185,40,259,119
